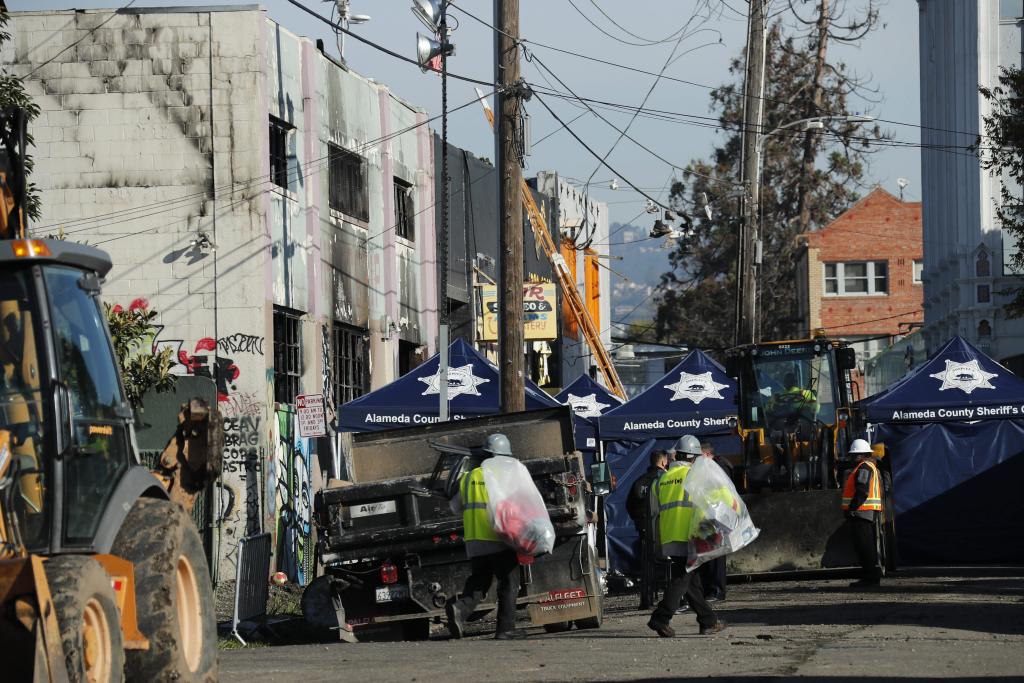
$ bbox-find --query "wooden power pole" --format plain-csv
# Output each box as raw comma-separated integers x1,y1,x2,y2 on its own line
495,0,525,412
737,0,767,346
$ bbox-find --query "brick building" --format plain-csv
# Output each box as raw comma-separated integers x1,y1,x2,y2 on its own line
795,187,923,398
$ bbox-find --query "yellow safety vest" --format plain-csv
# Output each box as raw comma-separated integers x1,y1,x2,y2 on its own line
657,463,694,548
841,460,883,511
460,467,500,543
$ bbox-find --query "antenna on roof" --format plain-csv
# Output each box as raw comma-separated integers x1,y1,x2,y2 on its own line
897,177,909,202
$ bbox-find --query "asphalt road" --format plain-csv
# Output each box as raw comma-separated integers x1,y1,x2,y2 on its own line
220,574,1024,682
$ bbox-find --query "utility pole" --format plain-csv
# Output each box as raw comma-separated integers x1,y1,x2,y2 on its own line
797,0,829,234
737,0,766,346
495,0,524,412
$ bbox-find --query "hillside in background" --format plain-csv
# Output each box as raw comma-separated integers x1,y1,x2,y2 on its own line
608,222,673,333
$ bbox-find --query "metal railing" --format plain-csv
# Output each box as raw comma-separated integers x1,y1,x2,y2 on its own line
230,532,272,645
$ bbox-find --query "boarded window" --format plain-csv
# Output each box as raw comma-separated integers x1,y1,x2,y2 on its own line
329,144,369,222
585,248,600,331
561,239,578,339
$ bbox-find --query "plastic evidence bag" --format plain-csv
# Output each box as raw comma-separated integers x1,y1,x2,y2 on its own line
684,456,760,571
481,455,556,556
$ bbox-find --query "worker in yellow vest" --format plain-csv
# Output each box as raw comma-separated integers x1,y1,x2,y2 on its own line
446,433,527,640
647,435,726,638
842,439,884,589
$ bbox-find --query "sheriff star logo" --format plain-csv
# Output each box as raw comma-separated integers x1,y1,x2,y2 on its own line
929,359,997,395
664,370,729,404
566,393,612,418
419,364,490,399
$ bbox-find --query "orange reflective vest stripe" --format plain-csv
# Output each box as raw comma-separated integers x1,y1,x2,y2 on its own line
841,460,882,511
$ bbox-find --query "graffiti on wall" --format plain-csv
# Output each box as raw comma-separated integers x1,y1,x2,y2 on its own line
273,409,313,585
220,392,264,538
152,330,265,402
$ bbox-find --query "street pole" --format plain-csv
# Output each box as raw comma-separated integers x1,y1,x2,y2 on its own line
438,5,450,421
495,0,524,413
737,0,766,346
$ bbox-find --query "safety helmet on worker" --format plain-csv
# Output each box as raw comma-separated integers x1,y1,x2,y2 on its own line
482,433,513,457
670,434,702,459
849,438,873,457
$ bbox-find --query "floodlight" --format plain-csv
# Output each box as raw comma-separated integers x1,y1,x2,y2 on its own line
412,0,443,31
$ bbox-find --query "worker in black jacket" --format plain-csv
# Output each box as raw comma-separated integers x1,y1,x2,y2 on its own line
628,448,668,609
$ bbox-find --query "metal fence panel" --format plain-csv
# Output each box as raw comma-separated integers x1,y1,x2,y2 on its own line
231,532,272,645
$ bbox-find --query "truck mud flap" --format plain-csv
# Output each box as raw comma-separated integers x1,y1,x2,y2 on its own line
728,490,859,574
525,535,602,627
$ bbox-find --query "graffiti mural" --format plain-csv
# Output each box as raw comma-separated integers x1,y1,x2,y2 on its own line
152,330,265,402
274,409,313,585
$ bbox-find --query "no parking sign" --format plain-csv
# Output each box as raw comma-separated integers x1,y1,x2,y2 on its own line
296,394,327,437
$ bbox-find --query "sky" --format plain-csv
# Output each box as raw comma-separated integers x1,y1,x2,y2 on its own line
12,0,922,323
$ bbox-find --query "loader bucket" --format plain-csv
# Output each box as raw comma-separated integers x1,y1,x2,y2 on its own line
0,556,69,683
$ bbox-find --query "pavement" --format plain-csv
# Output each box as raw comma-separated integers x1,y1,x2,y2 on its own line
219,574,1024,682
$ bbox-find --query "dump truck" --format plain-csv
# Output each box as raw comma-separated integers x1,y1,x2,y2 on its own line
724,334,896,574
1,106,219,680
302,406,604,641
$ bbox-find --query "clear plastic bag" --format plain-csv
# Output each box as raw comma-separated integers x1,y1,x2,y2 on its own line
684,456,760,571
481,455,556,556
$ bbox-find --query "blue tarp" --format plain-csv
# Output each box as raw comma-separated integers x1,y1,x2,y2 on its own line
554,374,624,455
338,338,560,432
860,336,1024,423
596,349,738,441
604,435,740,574
863,336,1024,564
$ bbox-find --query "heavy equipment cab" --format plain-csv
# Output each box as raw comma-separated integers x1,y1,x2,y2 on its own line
1,239,217,682
726,336,860,493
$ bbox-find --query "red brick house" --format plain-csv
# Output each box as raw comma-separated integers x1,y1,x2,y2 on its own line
795,187,923,398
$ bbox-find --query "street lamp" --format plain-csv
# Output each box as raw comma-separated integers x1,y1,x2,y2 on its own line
413,0,456,421
746,114,875,342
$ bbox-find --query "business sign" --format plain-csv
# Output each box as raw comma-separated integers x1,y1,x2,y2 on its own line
478,283,557,342
296,393,327,438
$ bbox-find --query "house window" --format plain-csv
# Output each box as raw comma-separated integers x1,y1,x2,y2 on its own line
976,251,991,277
394,177,415,241
824,261,888,296
979,319,992,338
273,306,303,405
332,322,369,405
269,117,293,189
913,260,923,283
1001,0,1023,20
977,284,991,304
328,144,369,222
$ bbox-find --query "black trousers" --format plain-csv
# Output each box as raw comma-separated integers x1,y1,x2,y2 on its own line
651,557,717,630
699,555,727,598
452,549,520,634
848,516,882,584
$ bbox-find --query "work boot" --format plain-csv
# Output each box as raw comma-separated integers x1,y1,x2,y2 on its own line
676,602,690,614
699,620,727,635
445,601,465,640
494,628,529,640
647,619,675,638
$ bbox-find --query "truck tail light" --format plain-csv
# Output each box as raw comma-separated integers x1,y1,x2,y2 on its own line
565,474,578,497
380,562,398,585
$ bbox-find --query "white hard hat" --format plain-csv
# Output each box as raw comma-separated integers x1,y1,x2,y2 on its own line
849,438,873,455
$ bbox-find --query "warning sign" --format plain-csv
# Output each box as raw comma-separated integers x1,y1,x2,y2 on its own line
296,394,327,438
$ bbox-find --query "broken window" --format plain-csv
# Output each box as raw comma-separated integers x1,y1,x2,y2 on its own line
269,116,293,190
394,177,415,241
273,306,303,405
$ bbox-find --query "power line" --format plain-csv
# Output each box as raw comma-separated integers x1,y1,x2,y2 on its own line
448,2,998,142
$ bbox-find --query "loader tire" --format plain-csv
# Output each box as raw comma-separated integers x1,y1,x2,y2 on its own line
45,555,126,683
111,498,217,682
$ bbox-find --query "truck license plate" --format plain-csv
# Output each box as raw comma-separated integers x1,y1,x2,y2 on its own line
375,585,409,603
350,500,397,518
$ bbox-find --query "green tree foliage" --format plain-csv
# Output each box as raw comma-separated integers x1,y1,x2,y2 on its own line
105,303,176,408
978,66,1024,317
655,10,884,350
0,9,42,221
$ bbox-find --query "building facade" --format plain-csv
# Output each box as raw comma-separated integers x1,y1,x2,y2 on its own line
918,0,1024,370
796,188,923,397
5,6,437,583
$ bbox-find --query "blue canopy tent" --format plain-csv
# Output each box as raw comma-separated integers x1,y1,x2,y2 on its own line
860,336,1024,565
554,374,624,459
596,349,740,573
338,338,561,432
